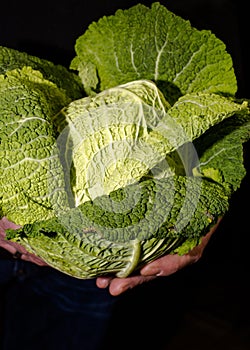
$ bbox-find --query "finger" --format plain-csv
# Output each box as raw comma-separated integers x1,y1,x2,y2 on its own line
20,253,49,266
96,276,114,289
0,217,20,231
140,253,190,276
108,275,156,296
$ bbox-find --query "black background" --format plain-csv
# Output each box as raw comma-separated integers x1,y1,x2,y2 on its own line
1,1,250,349
1,0,249,97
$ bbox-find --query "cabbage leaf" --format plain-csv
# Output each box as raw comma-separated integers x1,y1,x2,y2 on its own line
7,176,229,278
0,67,71,224
0,46,84,100
71,2,237,102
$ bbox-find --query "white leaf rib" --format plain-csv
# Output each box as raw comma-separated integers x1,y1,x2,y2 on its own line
129,42,139,76
2,154,58,170
199,148,229,167
173,44,205,84
7,116,50,137
154,39,168,81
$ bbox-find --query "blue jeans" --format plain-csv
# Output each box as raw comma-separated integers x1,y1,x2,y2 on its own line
0,258,118,350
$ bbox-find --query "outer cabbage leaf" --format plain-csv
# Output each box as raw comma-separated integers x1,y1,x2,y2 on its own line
149,93,248,155
70,2,237,102
193,109,250,194
6,176,229,278
0,46,84,101
0,67,70,225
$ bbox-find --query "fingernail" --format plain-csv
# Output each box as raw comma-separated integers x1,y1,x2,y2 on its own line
97,279,109,288
141,268,158,276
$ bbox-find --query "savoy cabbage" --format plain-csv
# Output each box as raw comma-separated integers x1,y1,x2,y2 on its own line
1,2,250,278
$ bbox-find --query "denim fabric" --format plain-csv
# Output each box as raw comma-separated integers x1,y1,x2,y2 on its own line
0,259,118,350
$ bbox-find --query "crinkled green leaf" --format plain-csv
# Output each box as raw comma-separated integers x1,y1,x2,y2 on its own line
0,46,84,100
71,2,237,102
7,176,229,278
0,67,70,225
59,80,169,204
193,108,250,193
149,93,248,154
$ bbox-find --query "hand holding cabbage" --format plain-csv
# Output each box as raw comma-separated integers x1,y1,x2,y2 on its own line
96,218,221,295
0,215,221,295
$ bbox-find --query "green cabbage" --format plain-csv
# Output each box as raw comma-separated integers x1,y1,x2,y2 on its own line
1,2,250,278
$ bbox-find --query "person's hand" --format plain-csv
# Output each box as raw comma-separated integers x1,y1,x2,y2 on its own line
96,218,222,296
0,216,48,266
